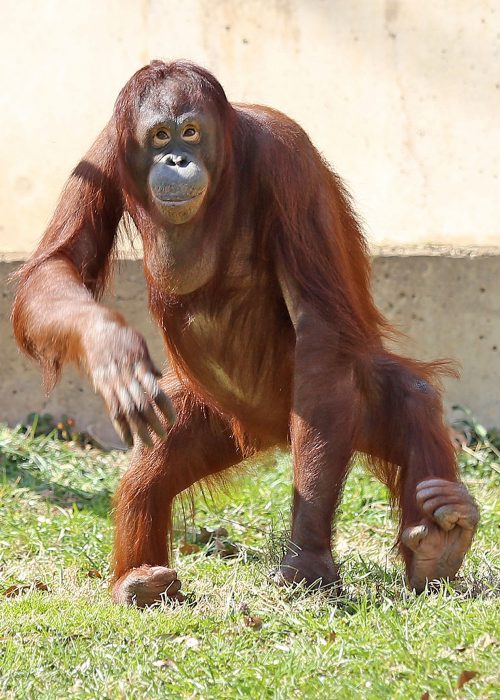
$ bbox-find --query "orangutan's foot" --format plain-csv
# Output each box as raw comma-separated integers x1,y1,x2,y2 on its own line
273,547,341,592
401,479,479,593
112,565,184,607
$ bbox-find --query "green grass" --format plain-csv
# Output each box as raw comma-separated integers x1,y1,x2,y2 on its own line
0,424,498,699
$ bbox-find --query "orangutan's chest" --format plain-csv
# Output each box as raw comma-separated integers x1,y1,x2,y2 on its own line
175,285,293,409
143,235,218,295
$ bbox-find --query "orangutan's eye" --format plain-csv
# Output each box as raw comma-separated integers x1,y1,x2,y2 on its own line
182,126,201,143
153,129,170,147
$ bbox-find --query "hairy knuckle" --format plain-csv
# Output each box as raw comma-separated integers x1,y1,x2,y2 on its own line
143,372,160,395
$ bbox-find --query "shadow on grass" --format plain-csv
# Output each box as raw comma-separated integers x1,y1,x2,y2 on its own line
2,461,113,517
0,426,120,518
262,564,500,616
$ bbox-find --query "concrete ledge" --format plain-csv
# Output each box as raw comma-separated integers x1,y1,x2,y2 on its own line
1,254,499,446
372,254,499,428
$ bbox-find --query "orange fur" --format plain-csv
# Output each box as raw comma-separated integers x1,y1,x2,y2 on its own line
12,61,463,586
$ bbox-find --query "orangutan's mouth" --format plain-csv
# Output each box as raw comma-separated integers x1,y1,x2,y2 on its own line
153,189,206,207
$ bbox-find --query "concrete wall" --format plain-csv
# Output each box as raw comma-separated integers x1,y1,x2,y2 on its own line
2,254,499,445
0,1,499,432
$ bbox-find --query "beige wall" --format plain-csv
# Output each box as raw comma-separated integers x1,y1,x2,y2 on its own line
0,0,499,253
0,2,499,430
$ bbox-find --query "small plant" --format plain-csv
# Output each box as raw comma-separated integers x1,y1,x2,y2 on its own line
21,412,99,448
452,405,500,477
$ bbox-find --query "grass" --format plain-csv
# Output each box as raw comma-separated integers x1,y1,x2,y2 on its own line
0,423,498,699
